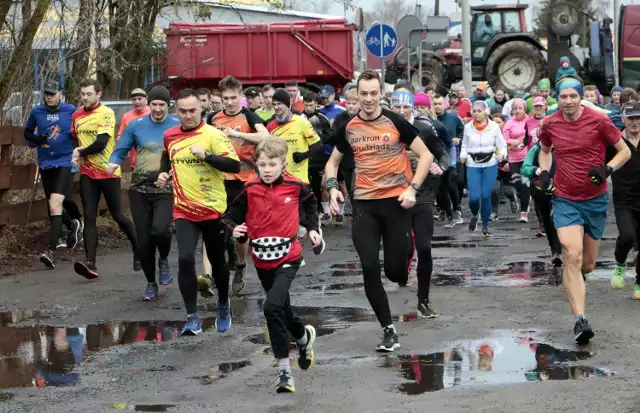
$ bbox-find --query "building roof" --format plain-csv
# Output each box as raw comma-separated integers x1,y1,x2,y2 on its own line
195,0,341,19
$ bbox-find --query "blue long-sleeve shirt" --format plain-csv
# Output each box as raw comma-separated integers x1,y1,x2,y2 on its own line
26,103,76,169
318,101,346,155
437,112,464,165
109,114,180,192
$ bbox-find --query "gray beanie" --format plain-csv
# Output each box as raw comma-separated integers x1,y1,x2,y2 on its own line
147,86,171,105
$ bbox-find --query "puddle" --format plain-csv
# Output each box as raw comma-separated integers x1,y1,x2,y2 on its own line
135,406,175,412
432,235,454,242
383,329,614,395
432,243,507,249
193,360,252,384
433,261,562,287
309,282,364,292
329,262,362,277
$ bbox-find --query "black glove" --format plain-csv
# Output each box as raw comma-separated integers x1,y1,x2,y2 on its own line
539,170,551,191
292,151,308,163
588,165,613,185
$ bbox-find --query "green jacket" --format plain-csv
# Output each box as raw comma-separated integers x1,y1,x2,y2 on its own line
521,144,540,178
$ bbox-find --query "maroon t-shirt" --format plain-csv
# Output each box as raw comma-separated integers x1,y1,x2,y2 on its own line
539,106,621,201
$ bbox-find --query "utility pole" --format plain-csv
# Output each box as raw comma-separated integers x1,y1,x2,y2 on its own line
614,0,621,85
435,0,440,16
461,0,472,92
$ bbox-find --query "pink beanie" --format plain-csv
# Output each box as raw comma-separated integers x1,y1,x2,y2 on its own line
414,92,430,108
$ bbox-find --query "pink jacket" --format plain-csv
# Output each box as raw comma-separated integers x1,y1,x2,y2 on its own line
524,116,543,148
503,115,529,163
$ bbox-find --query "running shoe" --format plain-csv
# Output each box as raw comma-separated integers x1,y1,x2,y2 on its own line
143,283,158,301
481,227,490,237
418,300,438,318
297,226,307,239
320,213,331,223
39,249,57,268
56,237,67,249
574,318,594,345
551,253,563,268
489,212,499,222
181,314,203,336
433,208,441,220
197,274,215,298
454,210,464,225
66,219,82,249
468,216,479,232
276,369,295,393
376,327,400,352
519,212,529,223
634,284,640,300
133,253,142,272
232,263,247,295
158,257,173,285
611,264,626,290
444,218,456,228
334,214,345,226
297,325,316,370
74,261,99,280
312,229,326,255
437,210,446,221
215,298,232,333
536,230,546,238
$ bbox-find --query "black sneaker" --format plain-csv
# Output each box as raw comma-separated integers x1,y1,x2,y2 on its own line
468,216,479,232
552,253,563,268
481,227,490,237
39,249,57,268
133,253,142,272
74,261,99,280
276,369,295,393
375,326,400,352
418,300,438,318
312,229,326,255
66,219,82,249
574,318,594,345
297,325,316,370
232,263,247,295
56,237,67,249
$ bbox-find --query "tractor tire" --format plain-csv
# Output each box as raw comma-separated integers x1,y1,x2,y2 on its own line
485,41,546,97
411,58,446,91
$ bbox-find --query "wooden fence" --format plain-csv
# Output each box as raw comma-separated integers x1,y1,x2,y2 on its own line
0,126,132,234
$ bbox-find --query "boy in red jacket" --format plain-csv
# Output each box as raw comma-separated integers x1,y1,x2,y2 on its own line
223,138,322,394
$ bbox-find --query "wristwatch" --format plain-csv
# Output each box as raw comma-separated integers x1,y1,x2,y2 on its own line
410,182,421,191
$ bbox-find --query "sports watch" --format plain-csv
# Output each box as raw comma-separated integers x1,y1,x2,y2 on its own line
410,182,421,191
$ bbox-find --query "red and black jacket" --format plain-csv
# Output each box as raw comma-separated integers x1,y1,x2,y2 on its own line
223,172,319,270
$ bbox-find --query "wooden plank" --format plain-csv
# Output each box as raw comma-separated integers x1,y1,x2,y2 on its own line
0,127,13,145
0,144,11,164
9,164,38,189
0,165,10,189
12,127,26,146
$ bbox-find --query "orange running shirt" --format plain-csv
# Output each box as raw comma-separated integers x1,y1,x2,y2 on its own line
334,108,417,200
72,104,118,179
164,122,238,221
118,107,151,168
210,107,264,182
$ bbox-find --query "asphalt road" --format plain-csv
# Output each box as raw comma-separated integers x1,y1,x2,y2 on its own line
0,203,639,413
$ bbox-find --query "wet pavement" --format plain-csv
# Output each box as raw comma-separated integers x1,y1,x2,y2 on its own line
0,205,637,412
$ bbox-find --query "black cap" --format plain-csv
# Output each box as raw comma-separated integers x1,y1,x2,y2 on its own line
147,86,171,105
272,88,290,108
43,80,60,94
245,87,261,98
623,102,640,117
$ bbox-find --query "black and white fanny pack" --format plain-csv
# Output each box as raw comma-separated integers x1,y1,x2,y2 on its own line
250,236,296,261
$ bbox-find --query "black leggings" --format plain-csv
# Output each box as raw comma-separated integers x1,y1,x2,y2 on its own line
257,259,306,359
41,167,82,247
456,159,466,196
436,168,460,218
408,203,434,303
614,207,640,282
352,197,412,327
308,166,324,212
175,218,229,314
79,175,137,264
341,166,355,205
129,190,173,283
533,192,562,256
509,161,530,212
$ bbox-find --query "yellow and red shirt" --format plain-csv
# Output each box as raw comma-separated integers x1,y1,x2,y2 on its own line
210,108,264,182
164,122,239,221
72,103,118,179
265,114,320,184
334,108,416,200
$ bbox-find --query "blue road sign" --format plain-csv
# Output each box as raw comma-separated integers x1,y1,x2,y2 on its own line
366,24,397,58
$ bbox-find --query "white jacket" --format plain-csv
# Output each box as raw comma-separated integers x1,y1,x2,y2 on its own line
460,120,508,168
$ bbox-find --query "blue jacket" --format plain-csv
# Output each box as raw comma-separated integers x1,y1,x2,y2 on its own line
318,101,346,155
437,112,464,164
555,56,578,83
26,103,76,169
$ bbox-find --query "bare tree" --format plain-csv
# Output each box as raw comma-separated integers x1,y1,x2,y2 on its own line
363,0,414,27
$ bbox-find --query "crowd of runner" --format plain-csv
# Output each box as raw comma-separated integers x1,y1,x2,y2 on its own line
23,65,640,393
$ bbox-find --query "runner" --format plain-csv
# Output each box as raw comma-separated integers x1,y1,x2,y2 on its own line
244,87,262,112
460,100,507,236
538,75,630,344
107,86,179,300
156,88,240,336
285,80,305,113
390,90,449,318
608,102,640,297
265,88,323,238
303,92,332,217
71,79,139,279
605,86,623,111
25,80,82,267
224,138,321,393
117,88,151,169
433,94,464,227
197,88,213,115
207,75,270,296
326,70,434,351
256,84,276,121
211,91,223,113
503,98,532,222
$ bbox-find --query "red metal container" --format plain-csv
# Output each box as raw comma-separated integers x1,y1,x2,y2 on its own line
164,19,356,91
